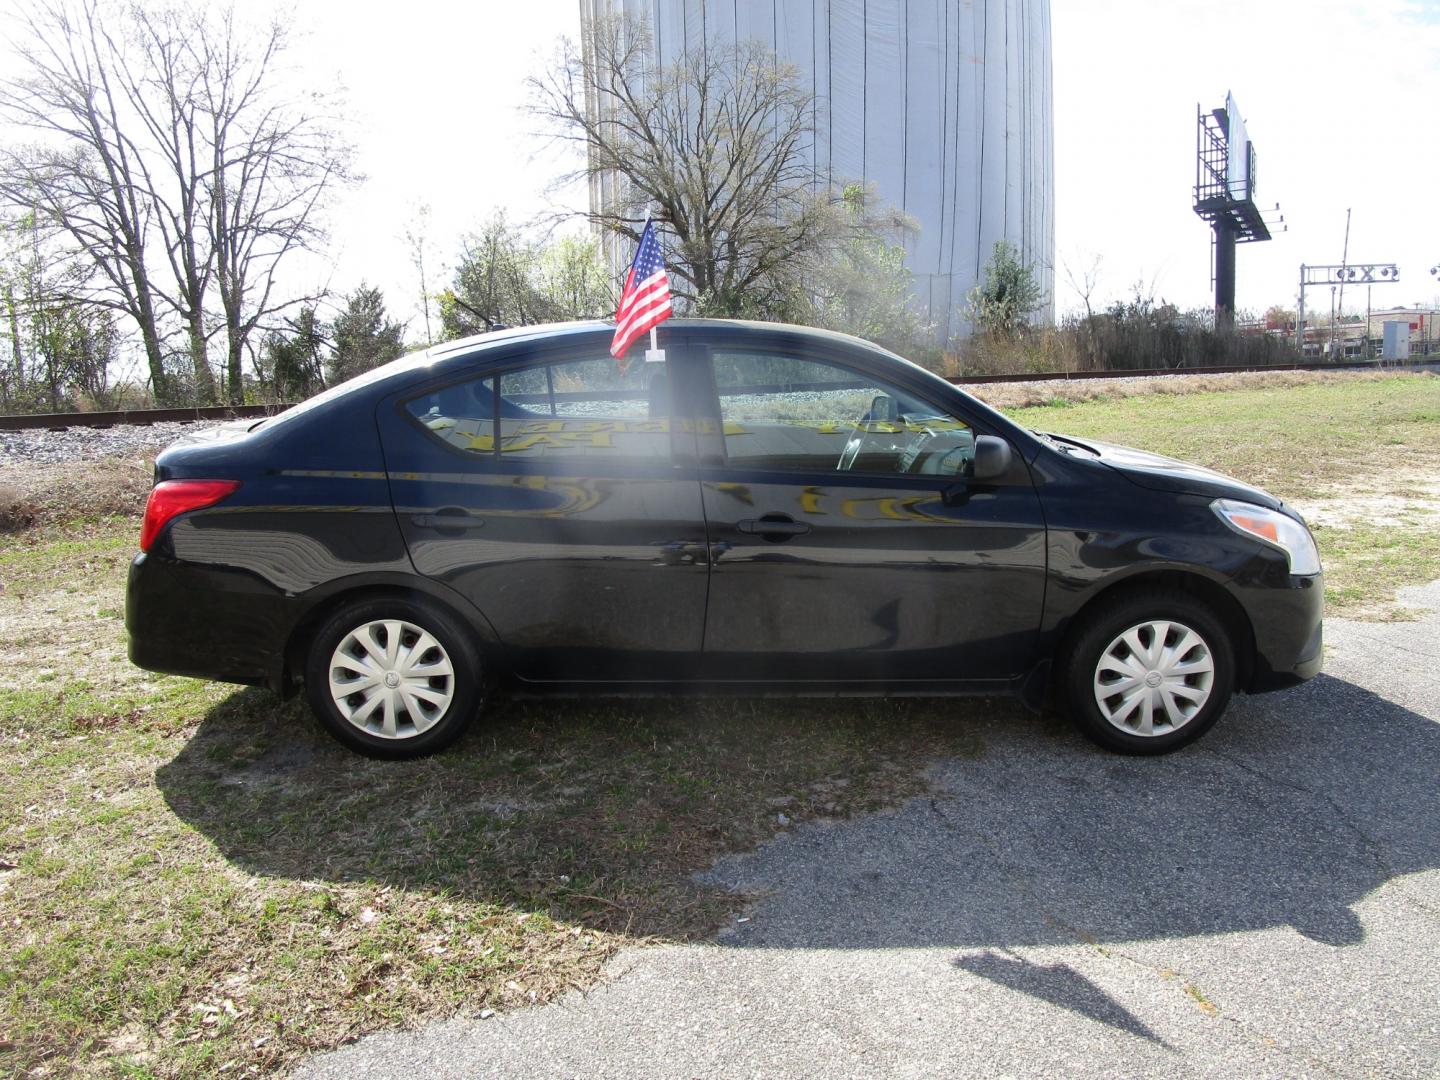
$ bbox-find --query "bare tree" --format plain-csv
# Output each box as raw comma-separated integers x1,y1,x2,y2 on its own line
530,14,881,318
442,213,558,336
109,4,219,402
0,0,350,405
0,0,175,399
440,214,614,339
1061,253,1103,323
1061,253,1103,370
0,210,117,411
195,8,350,403
403,202,437,347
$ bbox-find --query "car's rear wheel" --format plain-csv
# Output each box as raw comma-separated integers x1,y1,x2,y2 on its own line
1063,589,1235,755
304,597,481,758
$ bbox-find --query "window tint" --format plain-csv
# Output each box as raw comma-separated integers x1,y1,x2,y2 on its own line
499,356,670,462
403,356,672,465
711,351,973,477
404,376,497,455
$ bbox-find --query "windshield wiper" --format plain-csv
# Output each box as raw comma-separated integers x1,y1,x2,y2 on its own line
1034,430,1099,456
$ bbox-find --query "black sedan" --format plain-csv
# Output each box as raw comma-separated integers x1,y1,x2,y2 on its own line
126,320,1323,757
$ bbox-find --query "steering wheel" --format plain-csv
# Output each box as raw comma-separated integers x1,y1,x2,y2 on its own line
897,429,933,473
836,411,894,471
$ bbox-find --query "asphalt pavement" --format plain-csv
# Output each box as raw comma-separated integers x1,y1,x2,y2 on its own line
298,583,1440,1079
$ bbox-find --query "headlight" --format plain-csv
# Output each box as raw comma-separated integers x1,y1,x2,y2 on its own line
1212,499,1321,576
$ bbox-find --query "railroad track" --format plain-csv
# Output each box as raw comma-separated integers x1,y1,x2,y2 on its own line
0,360,1426,431
0,402,285,432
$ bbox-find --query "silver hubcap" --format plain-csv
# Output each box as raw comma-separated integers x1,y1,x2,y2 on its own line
328,619,455,740
1093,620,1215,737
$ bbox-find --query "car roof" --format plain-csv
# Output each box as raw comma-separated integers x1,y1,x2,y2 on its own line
425,319,902,361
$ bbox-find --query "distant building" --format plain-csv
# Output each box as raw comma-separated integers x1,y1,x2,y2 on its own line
1267,306,1440,359
581,0,1055,342
1366,307,1436,347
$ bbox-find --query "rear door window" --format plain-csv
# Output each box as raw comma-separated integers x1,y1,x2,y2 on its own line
402,354,673,466
498,356,671,463
404,376,497,455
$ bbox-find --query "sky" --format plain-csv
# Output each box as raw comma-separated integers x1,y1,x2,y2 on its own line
6,0,1440,338
1049,0,1440,320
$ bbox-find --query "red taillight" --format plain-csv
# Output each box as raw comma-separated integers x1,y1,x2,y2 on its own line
139,480,241,552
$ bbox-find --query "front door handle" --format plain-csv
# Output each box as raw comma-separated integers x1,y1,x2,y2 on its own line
737,514,811,542
411,507,486,531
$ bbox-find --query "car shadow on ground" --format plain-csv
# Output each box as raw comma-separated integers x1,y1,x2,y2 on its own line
699,671,1440,951
156,671,1438,957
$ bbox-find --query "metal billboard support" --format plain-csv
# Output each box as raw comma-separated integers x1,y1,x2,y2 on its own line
1193,96,1280,329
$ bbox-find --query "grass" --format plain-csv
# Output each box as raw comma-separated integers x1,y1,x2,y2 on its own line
2,689,999,1078
0,524,999,1076
1,370,1438,1076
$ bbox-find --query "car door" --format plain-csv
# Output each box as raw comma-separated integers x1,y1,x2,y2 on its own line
687,336,1047,684
377,340,709,682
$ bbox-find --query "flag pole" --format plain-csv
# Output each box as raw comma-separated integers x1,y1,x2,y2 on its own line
648,209,661,356
650,209,659,352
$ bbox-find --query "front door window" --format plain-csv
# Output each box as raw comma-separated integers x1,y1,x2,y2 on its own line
711,351,975,477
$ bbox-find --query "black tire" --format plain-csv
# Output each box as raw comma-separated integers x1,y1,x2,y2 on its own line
303,596,483,759
1062,588,1236,755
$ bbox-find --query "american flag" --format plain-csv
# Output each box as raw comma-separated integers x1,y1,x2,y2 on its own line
610,218,672,359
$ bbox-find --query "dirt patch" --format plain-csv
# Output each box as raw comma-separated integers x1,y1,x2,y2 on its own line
1289,468,1440,529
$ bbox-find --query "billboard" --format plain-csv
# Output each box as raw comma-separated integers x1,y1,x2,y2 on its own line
1226,91,1255,202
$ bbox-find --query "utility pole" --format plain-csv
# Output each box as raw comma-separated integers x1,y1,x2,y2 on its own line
1330,286,1337,358
1297,268,1306,354
1337,209,1352,317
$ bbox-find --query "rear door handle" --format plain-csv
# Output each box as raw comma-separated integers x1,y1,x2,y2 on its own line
411,508,486,531
737,515,811,541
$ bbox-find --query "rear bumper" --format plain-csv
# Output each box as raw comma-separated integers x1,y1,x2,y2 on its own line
125,552,285,689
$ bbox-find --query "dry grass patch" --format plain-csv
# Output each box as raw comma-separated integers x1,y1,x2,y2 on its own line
969,365,1433,411
1,692,1000,1077
0,455,154,532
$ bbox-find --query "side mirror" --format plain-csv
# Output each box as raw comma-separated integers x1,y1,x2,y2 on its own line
971,435,1013,482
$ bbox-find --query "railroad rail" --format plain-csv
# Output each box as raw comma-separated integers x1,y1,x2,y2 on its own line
0,402,286,432
0,360,1425,432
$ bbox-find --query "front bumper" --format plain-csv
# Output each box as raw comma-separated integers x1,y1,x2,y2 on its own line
1242,570,1324,693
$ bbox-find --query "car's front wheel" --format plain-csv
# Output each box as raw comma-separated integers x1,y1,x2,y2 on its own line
304,597,482,758
1063,589,1236,755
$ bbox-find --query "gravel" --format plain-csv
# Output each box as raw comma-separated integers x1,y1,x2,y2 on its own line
0,421,203,465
